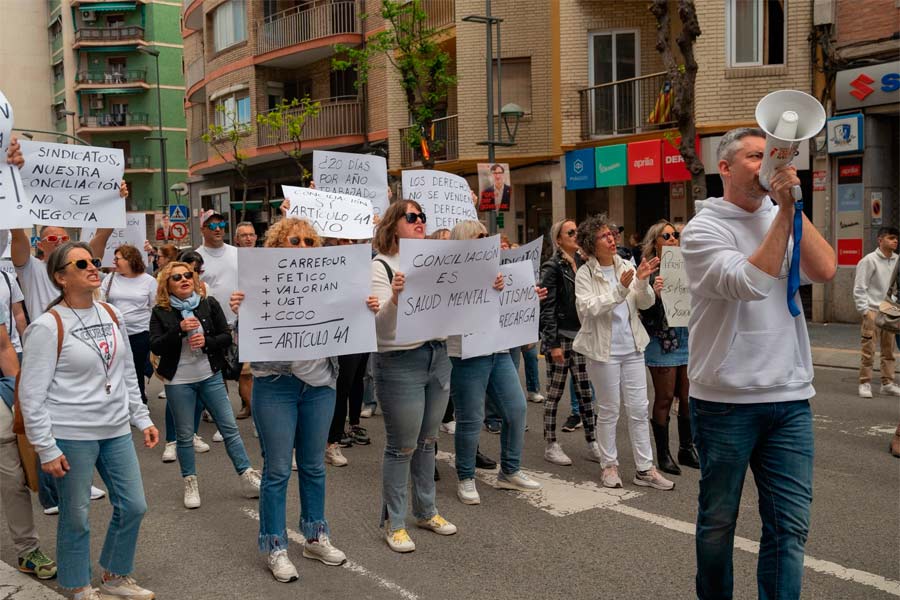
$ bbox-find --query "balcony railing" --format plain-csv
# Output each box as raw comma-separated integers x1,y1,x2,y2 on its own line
185,58,204,90
397,0,455,31
578,71,675,139
257,96,363,147
76,69,147,85
74,26,144,44
189,136,208,166
257,0,360,56
399,115,458,167
79,112,150,128
126,155,151,169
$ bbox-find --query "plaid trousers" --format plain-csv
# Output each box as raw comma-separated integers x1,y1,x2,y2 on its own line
543,337,596,443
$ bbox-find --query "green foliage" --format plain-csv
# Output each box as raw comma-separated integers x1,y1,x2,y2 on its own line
201,104,250,219
256,96,322,185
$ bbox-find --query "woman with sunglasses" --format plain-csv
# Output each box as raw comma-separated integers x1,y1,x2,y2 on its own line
638,221,699,475
229,217,377,582
572,214,674,491
149,261,261,510
539,219,599,467
18,242,159,600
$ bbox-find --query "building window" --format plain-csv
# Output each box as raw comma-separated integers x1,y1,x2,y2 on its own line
213,0,247,52
215,93,251,128
492,57,532,115
727,0,785,67
329,70,357,99
589,30,638,134
53,61,64,82
53,102,67,121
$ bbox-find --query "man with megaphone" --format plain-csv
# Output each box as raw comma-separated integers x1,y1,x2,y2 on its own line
680,116,836,598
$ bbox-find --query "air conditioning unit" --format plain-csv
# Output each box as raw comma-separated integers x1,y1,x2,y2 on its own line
81,10,96,22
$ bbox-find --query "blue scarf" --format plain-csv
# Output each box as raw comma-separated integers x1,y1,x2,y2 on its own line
169,293,201,319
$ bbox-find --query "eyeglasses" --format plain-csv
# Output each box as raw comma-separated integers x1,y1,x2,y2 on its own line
288,236,316,247
206,222,227,231
42,234,70,243
404,212,427,224
59,258,102,271
169,271,195,282
660,232,680,241
565,229,577,238
597,232,616,242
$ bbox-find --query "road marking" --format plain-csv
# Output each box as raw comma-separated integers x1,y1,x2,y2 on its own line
438,452,900,597
0,561,66,599
242,508,419,600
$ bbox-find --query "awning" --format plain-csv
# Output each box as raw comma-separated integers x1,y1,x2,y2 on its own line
79,2,137,11
79,45,140,53
76,88,144,95
229,200,284,211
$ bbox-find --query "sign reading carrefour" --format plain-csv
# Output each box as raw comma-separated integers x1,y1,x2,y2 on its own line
565,148,595,190
595,144,627,188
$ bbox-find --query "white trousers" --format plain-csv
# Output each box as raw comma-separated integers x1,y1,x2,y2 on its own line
585,352,654,472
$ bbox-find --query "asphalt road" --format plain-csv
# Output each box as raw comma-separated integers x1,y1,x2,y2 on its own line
2,365,898,600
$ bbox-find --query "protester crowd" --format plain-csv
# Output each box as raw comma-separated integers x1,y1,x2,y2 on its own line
2,128,895,600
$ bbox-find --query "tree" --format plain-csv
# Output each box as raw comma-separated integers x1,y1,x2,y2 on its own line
333,0,456,168
256,96,322,186
650,0,706,200
202,106,251,222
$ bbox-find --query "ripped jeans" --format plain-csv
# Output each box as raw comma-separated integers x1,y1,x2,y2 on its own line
373,341,451,531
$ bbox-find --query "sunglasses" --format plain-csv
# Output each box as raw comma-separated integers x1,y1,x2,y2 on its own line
565,229,576,238
404,212,427,224
206,222,227,231
169,271,195,282
288,236,316,247
42,234,70,243
660,232,680,241
59,258,102,271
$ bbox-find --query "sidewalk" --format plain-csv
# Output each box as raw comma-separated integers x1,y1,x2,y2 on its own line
808,321,890,372
0,561,65,599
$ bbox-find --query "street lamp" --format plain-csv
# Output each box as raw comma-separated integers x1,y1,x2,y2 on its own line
500,103,525,143
61,109,76,140
137,45,169,212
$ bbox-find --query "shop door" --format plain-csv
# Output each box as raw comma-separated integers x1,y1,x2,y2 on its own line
525,182,553,260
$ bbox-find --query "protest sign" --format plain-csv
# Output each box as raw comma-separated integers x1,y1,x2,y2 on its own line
0,89,12,153
461,260,539,358
313,150,388,217
0,229,8,259
477,162,511,211
401,170,477,235
282,185,374,240
237,244,376,362
500,235,543,283
13,141,125,229
0,164,28,229
82,212,148,267
659,246,691,327
395,235,501,344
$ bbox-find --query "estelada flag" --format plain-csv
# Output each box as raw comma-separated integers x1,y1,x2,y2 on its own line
648,80,673,124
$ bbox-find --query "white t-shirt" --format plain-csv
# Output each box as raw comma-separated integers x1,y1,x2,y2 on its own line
599,265,633,356
101,273,157,336
196,244,238,325
0,270,25,352
16,255,58,322
168,321,214,385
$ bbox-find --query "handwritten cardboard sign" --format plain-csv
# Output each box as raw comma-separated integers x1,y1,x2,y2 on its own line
401,170,477,235
395,235,500,344
282,185,374,240
659,246,691,327
313,150,388,217
461,260,539,358
237,244,376,362
500,236,543,283
14,141,125,229
0,89,12,153
82,212,148,267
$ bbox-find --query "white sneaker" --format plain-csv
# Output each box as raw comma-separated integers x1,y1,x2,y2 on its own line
193,434,210,453
859,383,873,398
212,430,224,442
359,406,374,418
303,534,347,566
183,475,200,509
415,514,458,535
90,486,106,501
633,467,675,491
586,441,603,464
385,528,415,553
325,443,348,467
601,466,623,489
157,390,166,400
267,550,299,583
526,391,545,403
495,470,542,492
43,506,59,515
162,441,177,463
457,478,481,505
240,468,262,498
99,575,154,599
72,587,102,600
880,382,900,397
544,442,573,466
440,421,457,434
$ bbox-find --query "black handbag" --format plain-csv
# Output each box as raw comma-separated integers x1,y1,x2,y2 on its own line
221,335,242,381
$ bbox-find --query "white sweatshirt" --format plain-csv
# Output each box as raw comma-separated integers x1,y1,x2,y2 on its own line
680,197,815,404
19,302,153,463
196,243,238,325
853,248,898,314
100,272,158,336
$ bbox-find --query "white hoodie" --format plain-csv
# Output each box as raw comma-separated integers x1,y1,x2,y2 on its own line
681,197,815,404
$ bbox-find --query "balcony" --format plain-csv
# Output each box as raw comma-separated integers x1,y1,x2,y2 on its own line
257,96,364,147
77,112,152,133
183,0,202,30
398,0,455,32
256,0,361,69
399,115,458,168
73,25,144,48
125,154,152,172
75,69,148,90
578,71,676,139
189,136,208,167
185,58,205,102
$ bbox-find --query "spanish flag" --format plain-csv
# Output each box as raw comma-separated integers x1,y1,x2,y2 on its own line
648,80,673,124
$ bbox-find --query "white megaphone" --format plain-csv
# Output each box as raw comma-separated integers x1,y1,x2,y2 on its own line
755,90,826,199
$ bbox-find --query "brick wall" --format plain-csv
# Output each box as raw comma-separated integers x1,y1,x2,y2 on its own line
835,0,900,45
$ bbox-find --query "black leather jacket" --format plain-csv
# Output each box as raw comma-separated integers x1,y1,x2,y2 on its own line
149,296,232,381
539,250,584,350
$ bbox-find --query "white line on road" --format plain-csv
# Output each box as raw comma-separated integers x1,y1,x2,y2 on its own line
241,507,419,600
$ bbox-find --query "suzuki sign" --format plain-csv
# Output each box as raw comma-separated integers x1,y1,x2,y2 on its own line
835,61,900,110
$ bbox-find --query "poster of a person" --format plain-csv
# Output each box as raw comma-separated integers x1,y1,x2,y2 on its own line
478,163,511,211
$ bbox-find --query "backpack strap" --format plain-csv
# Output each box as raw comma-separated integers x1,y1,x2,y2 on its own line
374,258,394,283
98,302,120,326
13,309,64,435
48,309,63,357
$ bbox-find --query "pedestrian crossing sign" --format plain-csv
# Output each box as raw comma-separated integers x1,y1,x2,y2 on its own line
169,204,189,222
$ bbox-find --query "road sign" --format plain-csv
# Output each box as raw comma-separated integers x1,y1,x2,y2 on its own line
169,204,189,222
170,222,189,240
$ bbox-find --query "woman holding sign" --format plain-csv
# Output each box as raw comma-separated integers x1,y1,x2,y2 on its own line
572,214,674,492
638,221,699,475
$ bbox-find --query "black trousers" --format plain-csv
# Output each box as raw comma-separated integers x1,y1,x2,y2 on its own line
129,331,151,404
328,352,369,443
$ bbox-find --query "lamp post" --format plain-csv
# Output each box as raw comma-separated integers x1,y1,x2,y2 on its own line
61,109,77,142
14,128,89,146
137,46,169,212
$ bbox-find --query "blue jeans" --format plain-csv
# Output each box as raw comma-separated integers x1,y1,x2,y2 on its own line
253,374,335,548
692,398,813,600
373,341,450,531
55,434,147,589
164,398,203,444
509,344,540,393
165,373,251,478
451,353,526,479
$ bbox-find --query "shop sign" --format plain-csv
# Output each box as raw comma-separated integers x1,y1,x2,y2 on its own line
626,140,662,185
837,238,863,267
595,144,627,188
661,135,700,182
565,148,595,190
812,170,826,192
835,61,900,110
827,114,864,154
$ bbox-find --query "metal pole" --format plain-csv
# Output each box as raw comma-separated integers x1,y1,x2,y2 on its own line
154,55,169,213
13,128,89,146
485,0,497,235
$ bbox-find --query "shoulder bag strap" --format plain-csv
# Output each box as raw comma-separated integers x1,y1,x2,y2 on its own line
374,258,393,283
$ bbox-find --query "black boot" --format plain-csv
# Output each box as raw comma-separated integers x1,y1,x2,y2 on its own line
677,415,701,469
651,419,681,475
